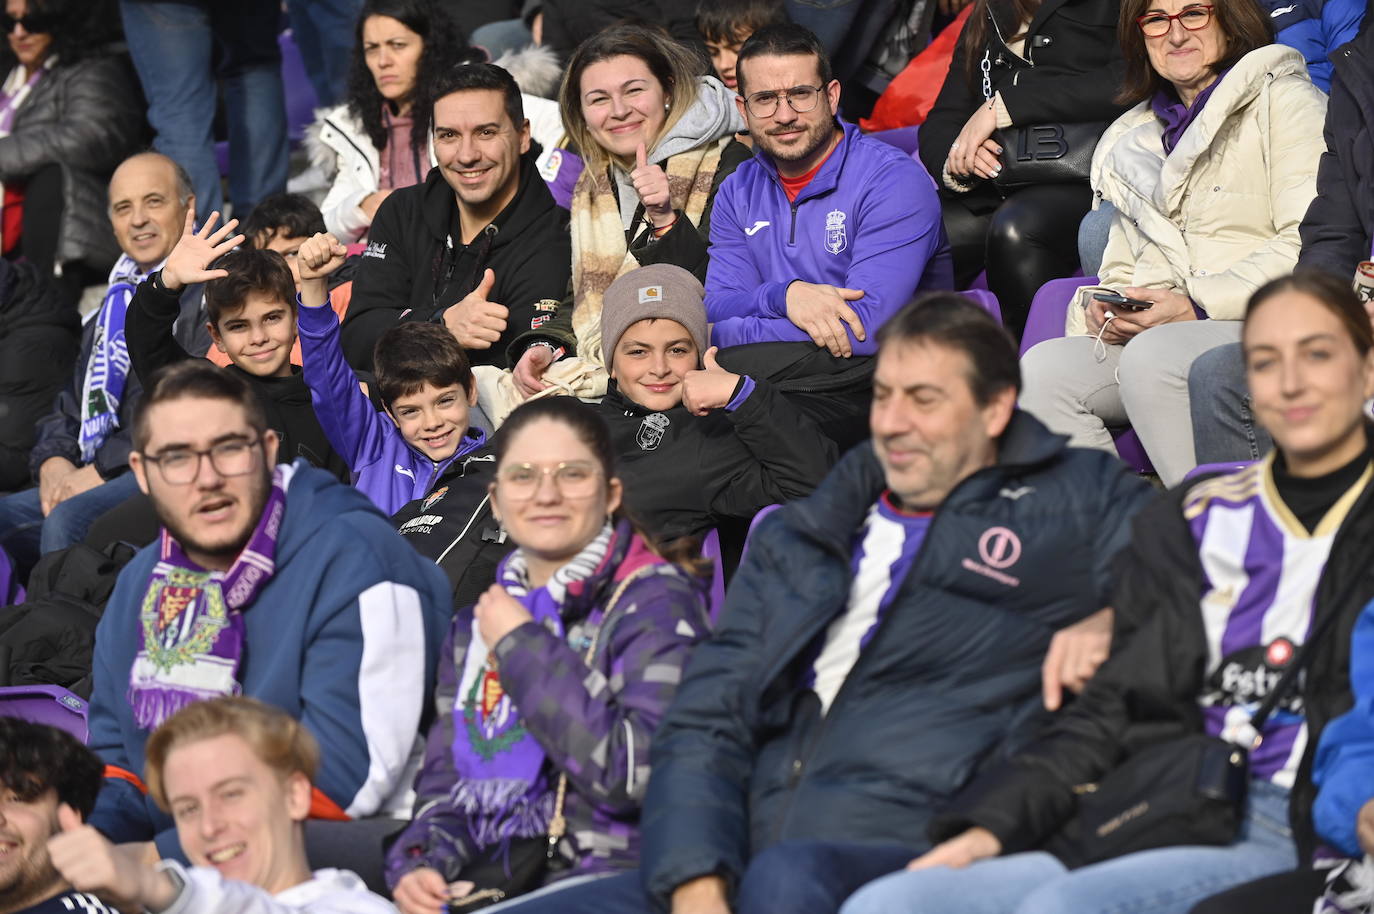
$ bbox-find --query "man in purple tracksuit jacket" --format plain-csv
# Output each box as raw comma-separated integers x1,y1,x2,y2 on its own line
705,24,952,359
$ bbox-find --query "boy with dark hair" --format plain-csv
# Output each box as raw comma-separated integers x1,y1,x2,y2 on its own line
297,231,486,515
0,716,111,914
125,212,351,481
697,0,788,91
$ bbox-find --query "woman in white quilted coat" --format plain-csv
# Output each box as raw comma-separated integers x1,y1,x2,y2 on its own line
1019,0,1327,486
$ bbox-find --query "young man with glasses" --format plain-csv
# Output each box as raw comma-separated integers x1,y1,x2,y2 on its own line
83,360,451,886
703,23,952,360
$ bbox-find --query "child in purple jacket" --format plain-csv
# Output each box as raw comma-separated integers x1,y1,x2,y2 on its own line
295,232,486,514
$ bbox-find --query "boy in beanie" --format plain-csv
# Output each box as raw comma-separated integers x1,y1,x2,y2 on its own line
593,263,837,545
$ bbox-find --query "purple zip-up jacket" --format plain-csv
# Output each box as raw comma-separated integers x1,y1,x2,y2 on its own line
385,523,710,889
297,297,485,515
705,120,952,355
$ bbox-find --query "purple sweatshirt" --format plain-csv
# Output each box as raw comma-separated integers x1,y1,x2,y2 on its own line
705,120,953,354
386,526,709,887
297,298,484,514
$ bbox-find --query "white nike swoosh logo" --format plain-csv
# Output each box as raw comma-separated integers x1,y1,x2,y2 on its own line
999,486,1035,501
744,221,771,236
1270,5,1296,15
395,464,416,481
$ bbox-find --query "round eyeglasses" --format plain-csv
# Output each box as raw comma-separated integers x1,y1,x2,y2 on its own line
743,84,825,119
141,437,262,485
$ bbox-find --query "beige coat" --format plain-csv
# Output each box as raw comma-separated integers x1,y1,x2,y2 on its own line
1066,44,1328,334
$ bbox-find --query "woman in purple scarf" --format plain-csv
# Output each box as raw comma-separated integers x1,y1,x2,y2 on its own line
386,397,711,913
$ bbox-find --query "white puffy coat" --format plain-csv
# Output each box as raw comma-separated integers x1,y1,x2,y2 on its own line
1067,44,1328,333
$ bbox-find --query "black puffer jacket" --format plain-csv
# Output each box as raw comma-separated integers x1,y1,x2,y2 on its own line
0,51,146,273
0,260,79,491
918,0,1129,192
1299,28,1374,279
930,467,1374,863
340,154,571,372
641,413,1154,906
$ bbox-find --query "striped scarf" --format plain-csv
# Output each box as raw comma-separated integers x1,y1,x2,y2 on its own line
79,254,147,462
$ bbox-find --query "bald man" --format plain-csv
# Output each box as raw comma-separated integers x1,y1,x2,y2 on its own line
0,153,211,573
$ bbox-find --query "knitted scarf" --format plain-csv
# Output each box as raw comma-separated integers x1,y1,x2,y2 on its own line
127,464,291,730
79,254,147,463
570,136,731,367
447,523,616,849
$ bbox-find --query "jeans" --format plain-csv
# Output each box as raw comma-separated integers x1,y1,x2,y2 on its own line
498,841,918,914
0,473,142,576
841,780,1297,914
1078,200,1116,277
284,0,364,108
1019,319,1244,486
119,0,289,219
1188,342,1273,465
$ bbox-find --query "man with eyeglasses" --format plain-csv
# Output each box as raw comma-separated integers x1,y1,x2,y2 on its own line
704,23,952,364
82,359,450,889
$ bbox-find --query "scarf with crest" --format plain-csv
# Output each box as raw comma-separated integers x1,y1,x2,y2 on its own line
127,464,291,730
446,523,616,848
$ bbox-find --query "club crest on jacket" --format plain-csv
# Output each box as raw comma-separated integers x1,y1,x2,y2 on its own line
825,209,847,255
637,413,669,450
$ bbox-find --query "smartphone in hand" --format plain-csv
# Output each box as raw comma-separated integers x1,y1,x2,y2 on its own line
1092,291,1154,311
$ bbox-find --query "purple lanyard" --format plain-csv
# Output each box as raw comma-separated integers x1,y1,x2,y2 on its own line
0,66,45,135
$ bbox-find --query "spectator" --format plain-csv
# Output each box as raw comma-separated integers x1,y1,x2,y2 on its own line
696,0,788,92
538,0,707,63
843,271,1374,914
340,62,572,374
119,0,288,222
299,231,488,514
918,0,1127,335
125,212,352,482
0,0,144,303
286,0,367,108
0,152,208,576
1019,0,1326,487
597,263,836,543
0,258,78,493
704,24,949,356
1189,22,1374,468
0,716,109,914
1261,0,1362,92
50,697,398,914
508,22,748,392
506,294,1154,914
387,397,709,913
85,361,449,868
309,0,473,245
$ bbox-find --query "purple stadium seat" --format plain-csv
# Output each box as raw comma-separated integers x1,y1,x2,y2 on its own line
1111,429,1154,475
702,528,726,624
867,126,921,156
0,545,23,607
0,685,89,743
960,288,1002,323
1020,275,1094,357
1185,461,1252,481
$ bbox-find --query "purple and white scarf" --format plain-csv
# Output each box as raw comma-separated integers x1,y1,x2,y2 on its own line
447,523,615,849
79,254,148,463
127,464,292,730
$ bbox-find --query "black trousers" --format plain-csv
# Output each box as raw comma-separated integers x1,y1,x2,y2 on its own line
942,181,1093,340
1190,867,1328,914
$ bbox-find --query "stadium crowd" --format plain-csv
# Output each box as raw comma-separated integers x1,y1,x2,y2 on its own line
2,0,1374,912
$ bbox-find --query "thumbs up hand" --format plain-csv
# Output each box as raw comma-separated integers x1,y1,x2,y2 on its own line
630,142,674,229
48,805,169,911
444,268,509,351
681,346,742,416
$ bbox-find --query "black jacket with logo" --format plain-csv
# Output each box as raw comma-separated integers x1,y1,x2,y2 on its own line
341,154,571,372
390,445,513,612
596,378,837,544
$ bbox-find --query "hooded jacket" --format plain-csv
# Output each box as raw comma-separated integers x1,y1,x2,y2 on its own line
0,50,145,273
298,299,486,515
0,259,79,491
640,413,1154,906
1261,0,1362,92
124,277,352,483
86,461,452,858
387,523,710,888
1299,27,1374,279
596,378,837,543
931,458,1374,864
704,120,953,354
1067,45,1327,333
339,151,571,373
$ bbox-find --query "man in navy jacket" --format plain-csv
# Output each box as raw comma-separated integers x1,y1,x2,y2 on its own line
705,24,952,359
512,294,1153,914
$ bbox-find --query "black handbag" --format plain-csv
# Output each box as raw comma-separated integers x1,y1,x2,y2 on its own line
1071,605,1341,866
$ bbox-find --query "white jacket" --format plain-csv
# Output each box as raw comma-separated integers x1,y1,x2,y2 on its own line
1067,44,1328,333
158,864,397,914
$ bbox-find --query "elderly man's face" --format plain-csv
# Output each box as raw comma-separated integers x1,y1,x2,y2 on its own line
108,155,191,271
